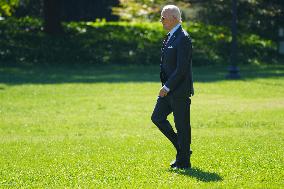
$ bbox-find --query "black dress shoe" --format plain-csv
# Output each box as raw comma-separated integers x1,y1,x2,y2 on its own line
170,150,192,168
170,159,192,169
175,161,191,169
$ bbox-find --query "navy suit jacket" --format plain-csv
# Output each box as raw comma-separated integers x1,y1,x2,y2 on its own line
160,26,194,97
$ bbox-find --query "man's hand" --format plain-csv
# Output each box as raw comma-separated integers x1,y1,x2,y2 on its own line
159,87,168,97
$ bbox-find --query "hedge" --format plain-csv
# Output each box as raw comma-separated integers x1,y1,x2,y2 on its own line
0,17,277,66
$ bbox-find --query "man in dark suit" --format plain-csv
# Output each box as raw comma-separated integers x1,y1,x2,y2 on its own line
151,5,194,169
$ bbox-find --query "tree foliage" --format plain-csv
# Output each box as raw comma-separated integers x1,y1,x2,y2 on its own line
112,0,191,22
0,0,19,16
113,0,283,41
61,0,119,21
14,0,43,18
13,0,119,21
198,0,284,40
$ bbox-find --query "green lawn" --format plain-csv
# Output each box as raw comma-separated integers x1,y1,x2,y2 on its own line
0,64,283,188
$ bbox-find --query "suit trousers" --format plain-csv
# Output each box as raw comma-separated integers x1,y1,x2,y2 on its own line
151,95,191,161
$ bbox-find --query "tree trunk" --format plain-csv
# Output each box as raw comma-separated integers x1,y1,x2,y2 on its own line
226,0,240,79
43,0,62,34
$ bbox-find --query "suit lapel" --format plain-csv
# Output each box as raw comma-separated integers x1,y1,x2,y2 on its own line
161,26,182,60
165,26,182,48
165,35,176,48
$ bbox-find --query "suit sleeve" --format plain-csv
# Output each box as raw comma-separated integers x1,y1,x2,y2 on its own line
165,36,191,91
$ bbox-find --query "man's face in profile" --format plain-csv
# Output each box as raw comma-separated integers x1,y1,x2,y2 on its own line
160,10,175,31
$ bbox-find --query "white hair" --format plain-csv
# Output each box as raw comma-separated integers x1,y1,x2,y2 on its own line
162,5,182,22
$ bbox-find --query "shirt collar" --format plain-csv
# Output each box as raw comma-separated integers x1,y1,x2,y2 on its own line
168,23,181,38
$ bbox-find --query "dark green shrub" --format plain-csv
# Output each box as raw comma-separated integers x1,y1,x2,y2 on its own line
0,17,277,66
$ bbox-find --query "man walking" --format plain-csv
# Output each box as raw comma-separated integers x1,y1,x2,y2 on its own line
151,5,194,169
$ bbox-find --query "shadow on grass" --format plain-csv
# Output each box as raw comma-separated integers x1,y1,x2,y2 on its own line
169,167,223,182
0,64,283,85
